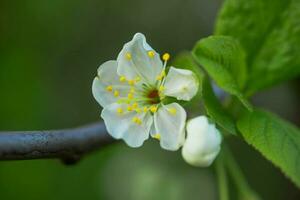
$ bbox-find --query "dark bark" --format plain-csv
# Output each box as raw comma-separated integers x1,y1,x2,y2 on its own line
0,122,115,164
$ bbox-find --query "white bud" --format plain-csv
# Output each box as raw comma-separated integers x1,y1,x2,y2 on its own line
182,116,222,167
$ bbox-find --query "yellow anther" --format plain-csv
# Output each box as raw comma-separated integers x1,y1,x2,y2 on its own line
168,107,177,115
135,108,141,113
159,85,165,92
152,133,161,140
148,51,155,58
162,53,170,61
132,102,138,109
114,90,119,97
127,105,133,111
128,80,135,86
125,52,132,60
130,87,135,93
156,75,162,81
143,106,148,112
150,105,158,113
135,76,141,82
132,117,142,125
161,70,166,77
106,85,113,92
117,108,123,114
120,76,127,82
128,93,134,99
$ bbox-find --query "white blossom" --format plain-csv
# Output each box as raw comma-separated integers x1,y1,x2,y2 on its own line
92,33,198,150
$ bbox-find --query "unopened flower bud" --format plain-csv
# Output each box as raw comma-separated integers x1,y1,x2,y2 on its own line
182,116,222,167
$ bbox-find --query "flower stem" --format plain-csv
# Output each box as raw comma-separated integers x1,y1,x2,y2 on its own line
224,145,261,200
215,152,229,200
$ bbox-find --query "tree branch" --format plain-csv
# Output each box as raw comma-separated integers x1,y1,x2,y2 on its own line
0,122,115,164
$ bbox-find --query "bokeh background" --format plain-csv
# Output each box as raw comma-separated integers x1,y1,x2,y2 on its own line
0,0,299,199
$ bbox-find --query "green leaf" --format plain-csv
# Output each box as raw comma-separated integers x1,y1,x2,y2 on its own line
202,77,237,135
237,109,300,188
216,0,300,95
192,35,252,111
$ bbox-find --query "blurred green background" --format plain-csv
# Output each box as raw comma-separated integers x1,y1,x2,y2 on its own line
0,0,299,199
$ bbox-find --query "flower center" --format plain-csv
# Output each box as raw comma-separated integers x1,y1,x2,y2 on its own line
147,89,160,104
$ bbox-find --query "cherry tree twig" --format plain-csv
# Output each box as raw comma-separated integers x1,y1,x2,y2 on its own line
0,122,115,164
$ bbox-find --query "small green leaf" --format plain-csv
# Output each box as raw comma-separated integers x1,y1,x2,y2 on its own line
237,109,300,188
192,35,252,111
216,0,300,95
202,77,236,135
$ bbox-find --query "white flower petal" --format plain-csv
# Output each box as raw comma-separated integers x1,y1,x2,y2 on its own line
163,67,199,101
149,123,157,137
96,60,119,83
92,60,130,107
101,103,153,147
182,116,222,167
154,103,186,151
117,33,163,85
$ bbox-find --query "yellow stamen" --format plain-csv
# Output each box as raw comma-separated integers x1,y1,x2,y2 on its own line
106,85,113,92
148,51,155,58
125,52,132,60
156,74,164,81
120,76,127,82
117,108,123,114
128,80,135,86
114,90,119,97
156,70,166,81
150,105,158,113
152,133,161,140
135,76,141,82
130,87,135,93
162,53,170,61
127,105,133,111
128,93,134,99
132,102,138,109
143,106,148,112
135,108,141,113
168,107,177,115
132,117,142,125
159,85,165,92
